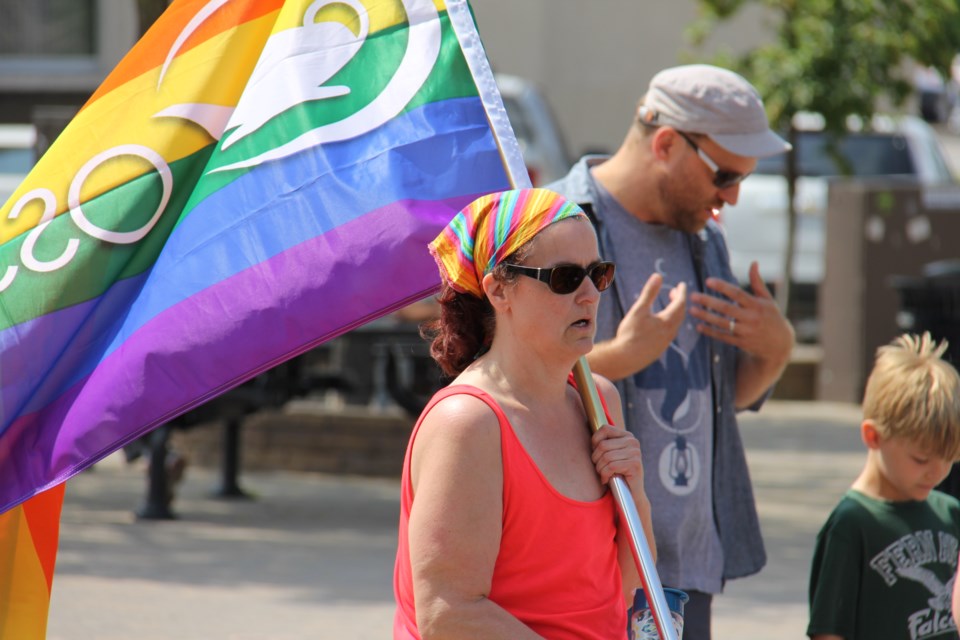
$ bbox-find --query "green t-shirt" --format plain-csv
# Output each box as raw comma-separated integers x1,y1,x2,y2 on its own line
808,489,960,640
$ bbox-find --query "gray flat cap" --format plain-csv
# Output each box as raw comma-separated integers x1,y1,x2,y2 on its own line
640,64,791,158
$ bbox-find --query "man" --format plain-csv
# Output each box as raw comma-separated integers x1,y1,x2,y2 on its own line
548,64,796,639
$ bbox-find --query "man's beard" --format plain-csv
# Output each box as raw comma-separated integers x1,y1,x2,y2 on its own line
658,175,716,234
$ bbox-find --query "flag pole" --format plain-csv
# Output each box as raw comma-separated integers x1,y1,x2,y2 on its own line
446,3,676,636
573,359,678,640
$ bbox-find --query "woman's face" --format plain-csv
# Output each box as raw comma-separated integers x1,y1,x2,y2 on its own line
498,218,604,357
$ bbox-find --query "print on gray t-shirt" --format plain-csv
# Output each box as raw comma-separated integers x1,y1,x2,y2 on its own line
595,183,725,594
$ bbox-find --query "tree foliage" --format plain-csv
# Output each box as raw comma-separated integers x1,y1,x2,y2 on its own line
688,0,960,313
689,0,960,133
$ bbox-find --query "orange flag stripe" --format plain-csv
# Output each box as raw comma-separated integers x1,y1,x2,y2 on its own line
21,484,66,592
0,485,65,640
87,0,284,106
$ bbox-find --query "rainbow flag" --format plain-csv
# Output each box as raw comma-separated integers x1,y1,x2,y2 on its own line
0,485,64,639
1,0,526,630
0,0,524,514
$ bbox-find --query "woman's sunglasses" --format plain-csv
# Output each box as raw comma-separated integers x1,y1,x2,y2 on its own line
503,261,616,295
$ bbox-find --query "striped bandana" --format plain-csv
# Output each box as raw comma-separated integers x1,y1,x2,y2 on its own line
429,188,586,298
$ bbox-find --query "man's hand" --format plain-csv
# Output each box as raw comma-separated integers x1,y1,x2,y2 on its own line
688,262,795,407
587,273,686,381
689,262,793,358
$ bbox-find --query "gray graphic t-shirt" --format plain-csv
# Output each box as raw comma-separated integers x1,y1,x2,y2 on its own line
596,184,724,593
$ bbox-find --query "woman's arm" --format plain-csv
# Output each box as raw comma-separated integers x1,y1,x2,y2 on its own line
407,394,545,639
590,375,656,603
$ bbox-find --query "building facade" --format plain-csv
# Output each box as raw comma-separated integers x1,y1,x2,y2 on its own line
0,1,769,158
0,0,137,121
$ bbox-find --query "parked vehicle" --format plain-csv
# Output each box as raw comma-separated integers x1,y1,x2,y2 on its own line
495,73,571,186
0,124,36,209
721,114,956,340
723,116,951,287
914,64,957,124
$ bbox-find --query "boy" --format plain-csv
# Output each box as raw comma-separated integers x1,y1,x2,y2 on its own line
808,332,960,640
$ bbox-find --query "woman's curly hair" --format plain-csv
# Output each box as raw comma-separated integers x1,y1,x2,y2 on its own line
421,245,531,378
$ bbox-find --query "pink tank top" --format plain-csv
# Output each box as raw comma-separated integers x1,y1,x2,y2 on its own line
393,384,626,639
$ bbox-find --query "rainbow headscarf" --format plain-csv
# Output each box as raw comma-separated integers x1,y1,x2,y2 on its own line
429,188,586,297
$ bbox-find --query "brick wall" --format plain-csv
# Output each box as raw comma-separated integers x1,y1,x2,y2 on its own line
173,406,414,478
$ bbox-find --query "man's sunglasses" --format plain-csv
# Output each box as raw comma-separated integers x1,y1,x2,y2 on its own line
503,261,616,295
675,130,751,190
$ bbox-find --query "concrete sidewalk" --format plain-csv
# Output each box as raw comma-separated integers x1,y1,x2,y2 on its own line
47,400,864,639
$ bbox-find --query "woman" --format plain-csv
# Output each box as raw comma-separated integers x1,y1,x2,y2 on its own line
393,188,656,639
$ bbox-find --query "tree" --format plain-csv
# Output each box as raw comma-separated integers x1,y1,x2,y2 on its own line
688,0,960,314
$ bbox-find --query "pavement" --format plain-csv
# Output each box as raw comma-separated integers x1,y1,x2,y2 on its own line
45,399,865,640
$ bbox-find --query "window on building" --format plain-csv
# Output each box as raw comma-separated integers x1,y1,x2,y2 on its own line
0,0,96,56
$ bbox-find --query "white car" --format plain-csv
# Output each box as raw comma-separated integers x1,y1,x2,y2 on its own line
0,123,36,209
722,115,955,289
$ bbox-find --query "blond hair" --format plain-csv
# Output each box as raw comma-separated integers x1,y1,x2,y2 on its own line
862,332,960,460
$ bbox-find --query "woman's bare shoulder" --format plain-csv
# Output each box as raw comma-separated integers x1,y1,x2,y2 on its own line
590,373,625,428
417,386,503,447
593,374,620,402
411,387,504,489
